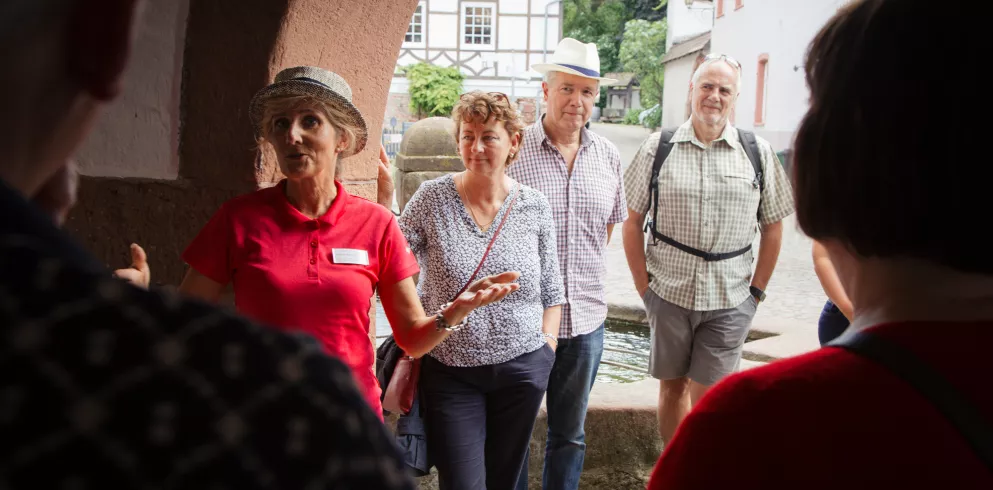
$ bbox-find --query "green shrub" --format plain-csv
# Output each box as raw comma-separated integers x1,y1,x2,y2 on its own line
623,108,644,125
641,104,662,129
403,63,465,118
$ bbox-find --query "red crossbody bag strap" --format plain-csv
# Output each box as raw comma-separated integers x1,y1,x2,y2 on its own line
452,183,520,299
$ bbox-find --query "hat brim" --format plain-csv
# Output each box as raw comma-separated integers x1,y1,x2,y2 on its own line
249,80,369,157
531,63,618,86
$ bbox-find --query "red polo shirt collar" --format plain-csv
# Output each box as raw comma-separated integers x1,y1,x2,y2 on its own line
270,179,349,227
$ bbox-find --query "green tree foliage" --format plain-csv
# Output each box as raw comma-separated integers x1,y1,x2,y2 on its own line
403,63,465,118
563,0,669,74
563,0,668,108
624,0,667,22
641,103,662,130
563,0,628,77
619,18,667,109
622,107,644,125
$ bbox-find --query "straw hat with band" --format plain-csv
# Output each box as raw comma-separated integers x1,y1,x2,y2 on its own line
531,38,617,85
249,66,368,157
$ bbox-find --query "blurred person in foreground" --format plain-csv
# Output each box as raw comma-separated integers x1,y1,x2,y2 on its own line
0,1,416,487
647,0,993,488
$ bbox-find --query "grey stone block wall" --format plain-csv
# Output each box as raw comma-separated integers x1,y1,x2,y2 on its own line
395,117,464,212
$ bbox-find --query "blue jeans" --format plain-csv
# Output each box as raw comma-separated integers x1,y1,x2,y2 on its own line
818,300,851,346
516,325,604,490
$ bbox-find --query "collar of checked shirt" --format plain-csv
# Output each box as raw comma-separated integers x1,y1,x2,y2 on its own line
672,119,739,150
537,114,595,151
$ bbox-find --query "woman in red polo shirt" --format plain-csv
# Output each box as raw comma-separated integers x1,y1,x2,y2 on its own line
118,67,519,417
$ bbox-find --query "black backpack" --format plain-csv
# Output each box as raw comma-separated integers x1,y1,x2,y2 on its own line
644,128,764,261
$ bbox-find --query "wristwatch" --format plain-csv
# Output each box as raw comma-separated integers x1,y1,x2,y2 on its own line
434,302,467,332
749,286,766,304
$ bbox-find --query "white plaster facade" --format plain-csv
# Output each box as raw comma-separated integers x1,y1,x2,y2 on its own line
391,0,562,100
667,0,714,50
659,1,714,130
710,0,849,150
661,55,699,128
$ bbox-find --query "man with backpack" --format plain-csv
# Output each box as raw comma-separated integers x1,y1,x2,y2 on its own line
621,54,794,445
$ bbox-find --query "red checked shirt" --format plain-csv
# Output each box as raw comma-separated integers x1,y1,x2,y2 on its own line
507,120,628,338
182,180,419,416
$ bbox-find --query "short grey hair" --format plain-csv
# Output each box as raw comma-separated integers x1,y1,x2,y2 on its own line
691,56,742,95
543,70,600,92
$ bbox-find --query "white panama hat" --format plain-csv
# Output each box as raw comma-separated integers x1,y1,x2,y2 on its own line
531,38,618,85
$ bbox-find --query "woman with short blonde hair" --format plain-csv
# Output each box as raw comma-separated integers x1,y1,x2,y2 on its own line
399,91,565,488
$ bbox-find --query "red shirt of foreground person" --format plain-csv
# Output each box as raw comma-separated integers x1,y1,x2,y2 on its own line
649,0,991,487
647,321,993,489
182,180,418,416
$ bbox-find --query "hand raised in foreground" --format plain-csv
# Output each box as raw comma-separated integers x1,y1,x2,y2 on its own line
113,243,150,289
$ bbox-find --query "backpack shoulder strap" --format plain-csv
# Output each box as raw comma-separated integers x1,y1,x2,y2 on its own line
644,129,678,236
829,330,993,470
736,128,764,192
651,129,678,186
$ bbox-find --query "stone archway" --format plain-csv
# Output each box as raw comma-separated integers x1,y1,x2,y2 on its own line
68,0,418,285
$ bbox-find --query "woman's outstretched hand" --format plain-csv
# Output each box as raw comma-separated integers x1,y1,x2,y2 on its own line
445,271,521,323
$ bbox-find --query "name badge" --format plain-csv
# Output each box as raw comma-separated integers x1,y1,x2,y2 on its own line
332,248,369,266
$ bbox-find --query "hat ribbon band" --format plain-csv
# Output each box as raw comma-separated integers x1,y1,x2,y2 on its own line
293,76,335,91
556,63,600,78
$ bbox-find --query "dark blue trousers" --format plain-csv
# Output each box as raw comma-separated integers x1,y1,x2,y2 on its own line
421,345,555,490
818,300,851,346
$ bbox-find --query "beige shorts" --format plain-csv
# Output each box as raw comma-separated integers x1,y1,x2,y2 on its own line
643,289,757,386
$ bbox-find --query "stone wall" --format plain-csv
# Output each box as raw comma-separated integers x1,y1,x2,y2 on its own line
66,0,418,284
393,378,664,489
394,117,463,212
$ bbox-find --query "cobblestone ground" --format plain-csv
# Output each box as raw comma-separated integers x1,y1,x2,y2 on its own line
603,214,824,336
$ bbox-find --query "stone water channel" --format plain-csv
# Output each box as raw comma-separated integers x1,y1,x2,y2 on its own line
373,299,653,383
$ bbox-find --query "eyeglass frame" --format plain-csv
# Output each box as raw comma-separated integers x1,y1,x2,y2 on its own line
703,53,742,72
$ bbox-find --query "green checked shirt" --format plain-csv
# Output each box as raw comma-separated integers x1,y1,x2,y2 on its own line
624,119,795,311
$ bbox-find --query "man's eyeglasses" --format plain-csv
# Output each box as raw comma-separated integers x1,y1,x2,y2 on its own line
704,53,741,71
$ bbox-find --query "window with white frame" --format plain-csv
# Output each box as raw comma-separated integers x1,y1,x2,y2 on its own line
462,3,494,48
404,2,425,45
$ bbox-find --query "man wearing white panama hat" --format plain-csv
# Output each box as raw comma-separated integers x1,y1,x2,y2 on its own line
508,37,627,490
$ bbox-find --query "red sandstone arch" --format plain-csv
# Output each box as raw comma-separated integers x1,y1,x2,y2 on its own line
68,0,418,284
